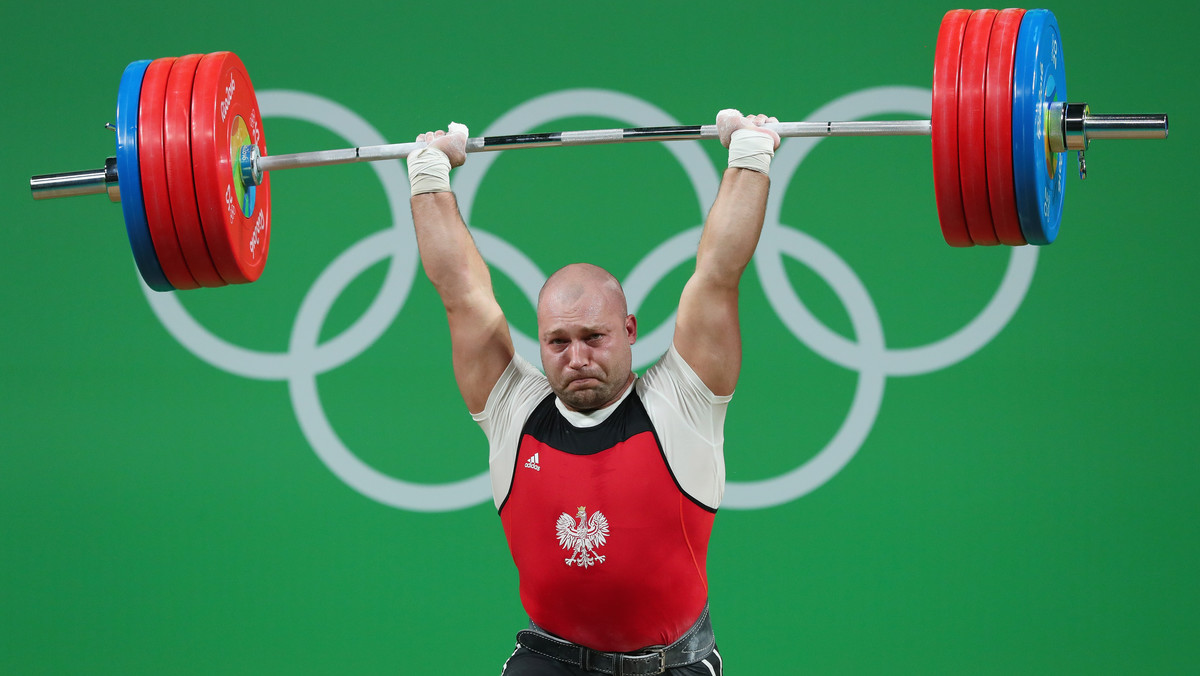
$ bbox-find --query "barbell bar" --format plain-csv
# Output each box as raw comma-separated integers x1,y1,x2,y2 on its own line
28,8,1169,292
31,120,936,200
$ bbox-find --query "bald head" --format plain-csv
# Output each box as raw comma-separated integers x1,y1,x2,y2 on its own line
537,263,627,318
536,263,637,412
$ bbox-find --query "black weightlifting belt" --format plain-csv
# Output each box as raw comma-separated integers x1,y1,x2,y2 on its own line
516,603,715,676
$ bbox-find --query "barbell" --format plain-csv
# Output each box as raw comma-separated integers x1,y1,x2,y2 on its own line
29,8,1168,292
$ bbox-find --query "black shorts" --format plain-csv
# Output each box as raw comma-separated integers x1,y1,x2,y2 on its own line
500,644,723,675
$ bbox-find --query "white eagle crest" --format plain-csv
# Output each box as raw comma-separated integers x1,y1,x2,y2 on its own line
555,506,609,568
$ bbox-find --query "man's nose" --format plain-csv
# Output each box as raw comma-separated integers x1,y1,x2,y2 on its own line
567,341,589,368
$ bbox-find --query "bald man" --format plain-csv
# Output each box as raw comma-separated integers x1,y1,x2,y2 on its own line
407,110,779,676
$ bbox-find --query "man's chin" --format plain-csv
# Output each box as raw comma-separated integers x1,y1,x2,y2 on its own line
557,387,607,413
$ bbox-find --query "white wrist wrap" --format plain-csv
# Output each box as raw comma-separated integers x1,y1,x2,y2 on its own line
727,128,775,175
407,146,452,195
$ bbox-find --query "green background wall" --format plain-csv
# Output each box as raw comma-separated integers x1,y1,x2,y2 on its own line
3,1,1196,673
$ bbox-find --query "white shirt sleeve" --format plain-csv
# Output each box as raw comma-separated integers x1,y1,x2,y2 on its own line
472,353,552,509
636,344,732,510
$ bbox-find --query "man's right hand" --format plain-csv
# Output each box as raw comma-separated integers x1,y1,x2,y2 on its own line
415,122,469,168
408,122,469,196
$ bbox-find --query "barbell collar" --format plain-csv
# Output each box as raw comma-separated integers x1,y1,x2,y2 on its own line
1064,102,1090,151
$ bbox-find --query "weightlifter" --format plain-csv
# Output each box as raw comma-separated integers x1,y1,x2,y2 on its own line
406,109,779,675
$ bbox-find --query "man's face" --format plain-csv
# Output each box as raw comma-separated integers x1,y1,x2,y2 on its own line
538,289,636,412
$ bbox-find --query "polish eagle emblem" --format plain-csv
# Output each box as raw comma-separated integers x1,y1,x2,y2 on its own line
555,506,609,568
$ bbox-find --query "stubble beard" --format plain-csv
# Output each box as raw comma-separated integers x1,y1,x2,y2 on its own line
554,373,623,412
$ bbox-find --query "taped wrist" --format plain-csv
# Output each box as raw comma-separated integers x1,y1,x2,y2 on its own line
407,146,452,195
727,128,775,175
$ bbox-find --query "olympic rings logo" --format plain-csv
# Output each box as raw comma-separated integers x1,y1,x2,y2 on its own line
141,86,1038,512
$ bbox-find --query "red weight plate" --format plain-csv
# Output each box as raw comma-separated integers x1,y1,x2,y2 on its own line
985,8,1027,246
165,53,226,287
139,57,200,290
191,51,271,285
958,9,999,245
932,9,973,247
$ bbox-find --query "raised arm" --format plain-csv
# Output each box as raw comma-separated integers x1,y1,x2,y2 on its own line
673,110,780,396
408,124,514,413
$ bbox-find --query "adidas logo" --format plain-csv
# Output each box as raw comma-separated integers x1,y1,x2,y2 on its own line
524,453,541,472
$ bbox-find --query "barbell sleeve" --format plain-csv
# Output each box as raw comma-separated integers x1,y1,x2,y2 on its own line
1082,114,1169,141
30,157,121,201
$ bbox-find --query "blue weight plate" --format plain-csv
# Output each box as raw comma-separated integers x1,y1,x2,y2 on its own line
1011,9,1067,245
116,59,174,291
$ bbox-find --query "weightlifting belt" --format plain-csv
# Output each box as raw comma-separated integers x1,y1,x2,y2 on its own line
516,603,714,675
